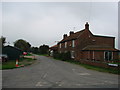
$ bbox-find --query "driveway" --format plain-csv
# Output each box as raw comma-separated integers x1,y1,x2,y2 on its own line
2,55,119,88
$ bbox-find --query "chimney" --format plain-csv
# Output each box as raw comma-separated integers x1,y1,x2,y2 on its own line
69,31,74,36
85,22,89,30
63,34,67,39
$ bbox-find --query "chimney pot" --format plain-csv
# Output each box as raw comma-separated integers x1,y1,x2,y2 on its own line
69,31,74,36
85,22,89,30
63,34,67,39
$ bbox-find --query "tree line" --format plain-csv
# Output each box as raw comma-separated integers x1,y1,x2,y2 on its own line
0,36,49,55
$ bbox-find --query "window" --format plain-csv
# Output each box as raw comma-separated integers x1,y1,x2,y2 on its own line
71,51,75,58
65,42,67,48
59,43,61,48
104,51,113,61
65,51,67,53
72,40,75,47
92,40,96,42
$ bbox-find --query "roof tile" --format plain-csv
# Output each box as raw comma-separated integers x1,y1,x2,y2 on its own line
59,30,84,43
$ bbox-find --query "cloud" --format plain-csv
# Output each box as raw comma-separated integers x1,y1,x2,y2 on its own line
2,2,118,49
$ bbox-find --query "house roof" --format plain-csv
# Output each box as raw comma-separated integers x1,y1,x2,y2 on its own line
58,22,115,44
59,30,84,43
50,45,58,50
50,45,57,48
4,45,23,52
82,45,118,51
94,35,115,38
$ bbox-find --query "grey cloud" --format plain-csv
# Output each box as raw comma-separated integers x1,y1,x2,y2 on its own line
2,2,118,49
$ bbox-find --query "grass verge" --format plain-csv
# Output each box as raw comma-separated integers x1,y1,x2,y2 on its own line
25,53,33,56
36,54,49,57
0,57,36,70
54,58,119,74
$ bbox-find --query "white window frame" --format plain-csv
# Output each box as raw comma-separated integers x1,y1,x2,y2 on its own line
72,40,75,48
65,42,67,48
112,52,113,60
59,43,61,48
71,51,75,58
104,51,113,61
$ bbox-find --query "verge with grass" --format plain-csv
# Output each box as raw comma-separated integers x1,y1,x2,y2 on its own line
1,57,36,70
53,58,119,74
36,54,49,57
25,53,33,56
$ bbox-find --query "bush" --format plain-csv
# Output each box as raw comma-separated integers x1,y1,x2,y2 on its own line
53,51,71,61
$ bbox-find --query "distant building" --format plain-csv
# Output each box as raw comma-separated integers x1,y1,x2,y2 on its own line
57,22,119,63
2,45,23,60
49,45,58,56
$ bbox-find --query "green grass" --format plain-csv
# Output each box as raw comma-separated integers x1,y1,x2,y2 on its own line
108,62,120,65
54,58,119,74
25,53,33,56
20,57,33,61
0,61,16,69
1,57,35,70
36,53,49,56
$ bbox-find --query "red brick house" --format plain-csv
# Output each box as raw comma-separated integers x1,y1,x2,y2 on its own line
57,22,119,63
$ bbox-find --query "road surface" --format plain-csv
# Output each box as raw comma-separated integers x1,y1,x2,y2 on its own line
2,55,119,88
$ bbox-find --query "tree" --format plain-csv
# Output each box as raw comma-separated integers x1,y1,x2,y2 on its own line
30,47,39,54
14,39,31,52
39,44,49,54
0,36,6,47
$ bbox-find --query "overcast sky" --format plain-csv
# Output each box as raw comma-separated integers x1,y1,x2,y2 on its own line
1,2,119,49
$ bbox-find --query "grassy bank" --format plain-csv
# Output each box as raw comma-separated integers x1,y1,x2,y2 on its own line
54,58,119,74
0,57,36,70
36,53,49,57
25,53,33,56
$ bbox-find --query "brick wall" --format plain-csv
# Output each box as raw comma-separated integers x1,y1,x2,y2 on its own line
58,28,118,63
93,36,115,48
79,60,118,69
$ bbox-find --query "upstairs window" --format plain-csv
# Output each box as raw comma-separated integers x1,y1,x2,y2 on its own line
65,42,67,48
72,40,75,47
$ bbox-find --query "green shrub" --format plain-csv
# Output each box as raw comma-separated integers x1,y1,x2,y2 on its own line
53,51,71,61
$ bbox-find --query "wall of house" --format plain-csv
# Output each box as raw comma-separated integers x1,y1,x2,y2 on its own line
76,29,94,50
58,40,76,53
93,36,115,48
113,51,119,60
79,59,118,69
58,28,117,62
80,51,119,62
81,51,104,61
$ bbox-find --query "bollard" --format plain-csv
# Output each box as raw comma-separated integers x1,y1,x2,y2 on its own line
15,59,19,67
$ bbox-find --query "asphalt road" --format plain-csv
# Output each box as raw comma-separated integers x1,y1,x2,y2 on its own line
2,55,119,88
